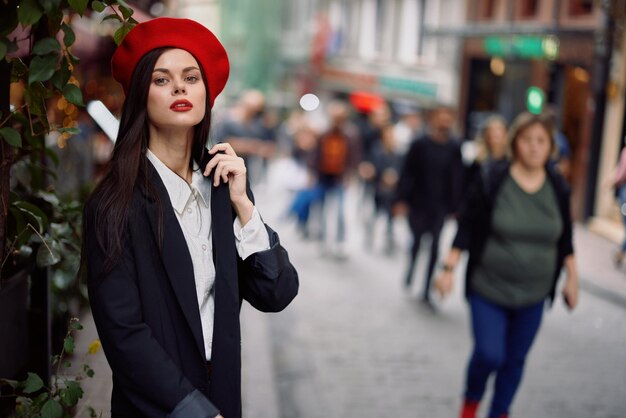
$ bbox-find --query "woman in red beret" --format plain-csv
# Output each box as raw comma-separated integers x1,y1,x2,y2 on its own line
82,17,298,418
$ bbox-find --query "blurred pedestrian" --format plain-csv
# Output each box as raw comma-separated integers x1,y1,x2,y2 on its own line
82,18,298,418
363,123,403,254
465,114,508,188
286,122,322,238
394,105,464,304
435,111,579,418
544,105,572,180
609,144,626,267
314,100,359,257
393,104,422,156
212,89,273,183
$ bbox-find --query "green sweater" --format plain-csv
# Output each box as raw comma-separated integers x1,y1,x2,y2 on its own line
471,174,563,307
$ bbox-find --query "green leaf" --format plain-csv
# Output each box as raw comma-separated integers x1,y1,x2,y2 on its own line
36,239,62,267
0,127,22,147
17,0,43,26
51,56,71,91
62,84,84,106
60,380,83,407
24,88,45,117
58,126,80,135
102,13,122,22
64,335,75,354
119,5,133,19
32,38,61,55
37,191,61,206
28,54,58,84
91,1,106,12
69,320,83,331
41,398,63,418
67,0,89,15
60,23,76,47
15,200,49,233
113,24,133,46
22,372,44,394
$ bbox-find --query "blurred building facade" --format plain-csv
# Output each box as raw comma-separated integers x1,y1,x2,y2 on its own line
427,0,625,229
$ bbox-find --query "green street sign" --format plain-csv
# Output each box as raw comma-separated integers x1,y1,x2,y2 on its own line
484,35,559,60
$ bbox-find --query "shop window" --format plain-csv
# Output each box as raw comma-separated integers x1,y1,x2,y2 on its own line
568,0,594,16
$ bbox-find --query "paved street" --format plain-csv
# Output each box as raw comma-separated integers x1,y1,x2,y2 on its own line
242,160,626,418
76,158,626,418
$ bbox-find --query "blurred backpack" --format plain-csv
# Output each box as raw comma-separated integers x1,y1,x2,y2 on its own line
318,130,349,176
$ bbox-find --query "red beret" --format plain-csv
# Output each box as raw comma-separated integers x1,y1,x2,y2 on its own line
111,17,229,107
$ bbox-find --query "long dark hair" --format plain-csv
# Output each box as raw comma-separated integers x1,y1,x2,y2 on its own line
85,47,213,274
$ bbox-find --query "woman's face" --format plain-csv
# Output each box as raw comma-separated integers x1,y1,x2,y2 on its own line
513,122,553,170
484,121,507,159
147,48,206,132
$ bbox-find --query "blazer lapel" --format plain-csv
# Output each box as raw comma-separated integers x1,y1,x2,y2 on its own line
144,162,205,358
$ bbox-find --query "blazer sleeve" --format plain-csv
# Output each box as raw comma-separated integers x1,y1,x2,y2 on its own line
84,203,219,418
237,224,299,312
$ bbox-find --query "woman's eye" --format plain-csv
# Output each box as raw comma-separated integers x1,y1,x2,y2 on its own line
153,77,168,86
185,75,199,83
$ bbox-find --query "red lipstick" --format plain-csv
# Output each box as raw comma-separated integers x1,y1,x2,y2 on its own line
170,100,193,112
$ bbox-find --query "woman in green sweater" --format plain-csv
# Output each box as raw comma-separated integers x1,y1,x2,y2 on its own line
435,111,579,418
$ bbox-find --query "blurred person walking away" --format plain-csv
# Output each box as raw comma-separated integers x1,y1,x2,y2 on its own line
314,100,359,258
394,105,464,305
608,143,626,268
435,111,579,418
362,123,404,254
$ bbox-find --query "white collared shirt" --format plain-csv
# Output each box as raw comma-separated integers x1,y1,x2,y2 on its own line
147,149,270,360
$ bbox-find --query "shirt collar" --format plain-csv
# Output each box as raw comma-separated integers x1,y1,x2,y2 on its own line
146,149,210,214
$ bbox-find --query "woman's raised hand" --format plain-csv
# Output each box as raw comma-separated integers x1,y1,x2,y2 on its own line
204,142,254,223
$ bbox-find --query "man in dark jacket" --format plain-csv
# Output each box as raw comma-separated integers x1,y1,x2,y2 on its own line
394,105,464,304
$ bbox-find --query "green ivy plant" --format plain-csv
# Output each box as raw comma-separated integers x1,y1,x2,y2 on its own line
0,0,137,282
0,1,137,416
0,318,103,418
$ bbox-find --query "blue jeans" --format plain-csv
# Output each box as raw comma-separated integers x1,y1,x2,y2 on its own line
318,180,346,244
465,293,544,418
618,184,626,252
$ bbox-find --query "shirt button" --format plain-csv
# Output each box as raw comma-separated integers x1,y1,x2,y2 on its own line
187,207,192,214
202,244,207,251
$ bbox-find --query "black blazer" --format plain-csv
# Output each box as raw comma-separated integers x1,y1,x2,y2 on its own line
84,151,299,418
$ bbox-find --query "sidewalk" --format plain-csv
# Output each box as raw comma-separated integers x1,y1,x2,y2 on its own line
574,223,626,308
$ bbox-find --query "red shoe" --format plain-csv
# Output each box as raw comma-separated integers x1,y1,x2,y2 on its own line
460,399,479,418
